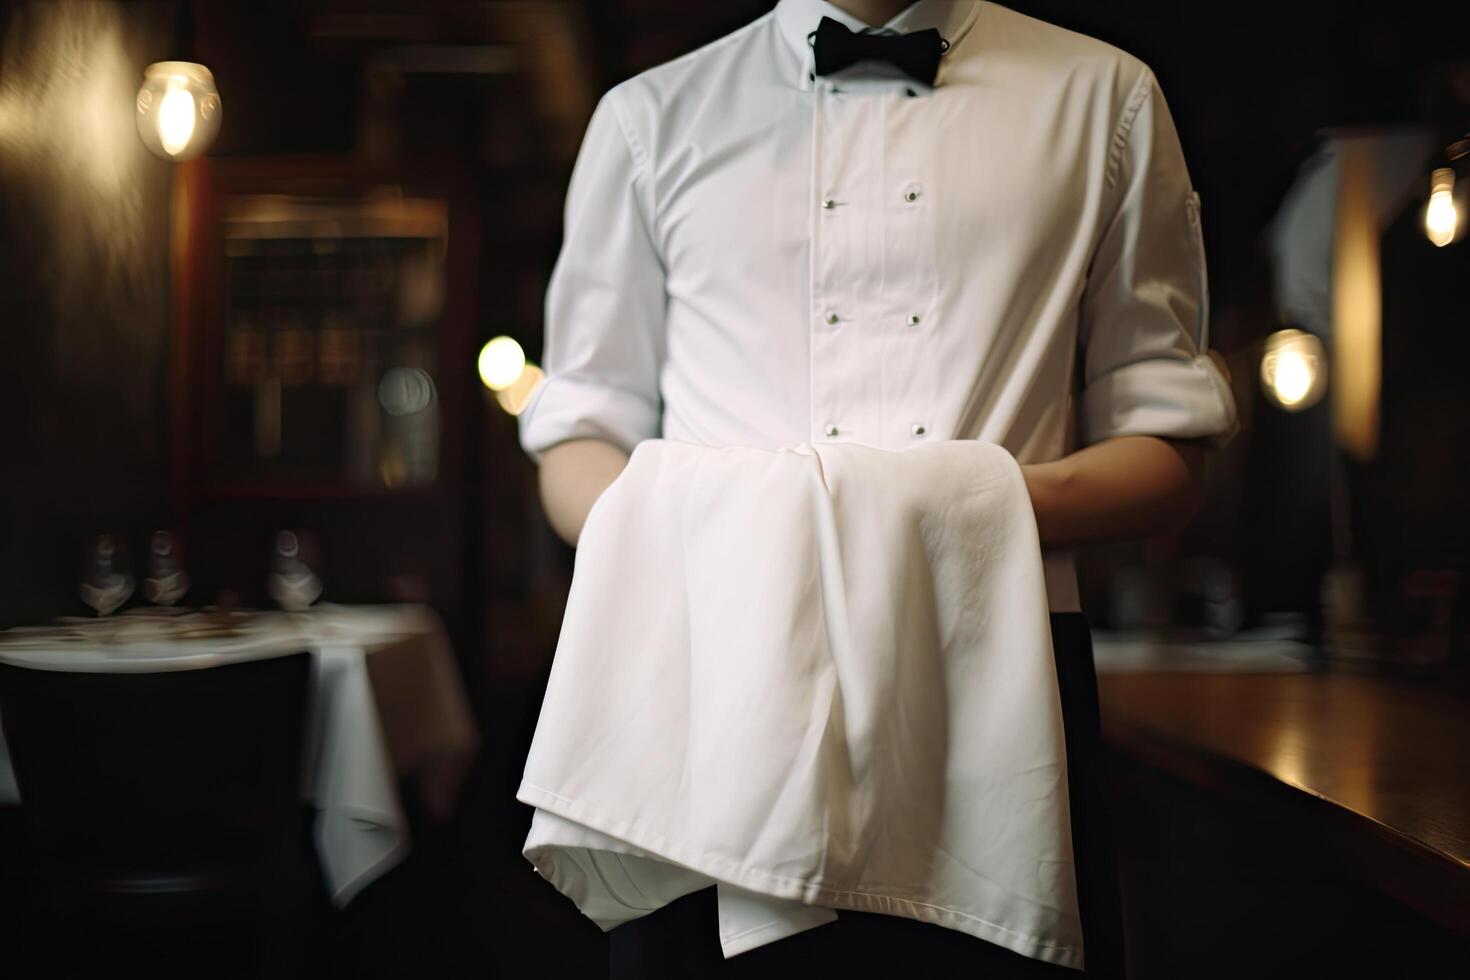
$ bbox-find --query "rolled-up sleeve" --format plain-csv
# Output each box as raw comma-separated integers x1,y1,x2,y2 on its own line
1077,68,1238,447
518,88,666,462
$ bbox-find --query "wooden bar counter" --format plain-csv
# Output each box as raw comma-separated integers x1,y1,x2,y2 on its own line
1096,668,1470,977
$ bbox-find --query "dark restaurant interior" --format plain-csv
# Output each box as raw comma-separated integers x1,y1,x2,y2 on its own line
0,0,1468,977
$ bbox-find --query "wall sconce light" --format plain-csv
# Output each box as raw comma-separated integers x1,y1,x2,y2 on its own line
1423,134,1468,248
1261,328,1327,412
135,2,220,160
1424,167,1458,247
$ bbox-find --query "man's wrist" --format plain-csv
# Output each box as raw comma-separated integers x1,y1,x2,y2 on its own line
1019,458,1070,544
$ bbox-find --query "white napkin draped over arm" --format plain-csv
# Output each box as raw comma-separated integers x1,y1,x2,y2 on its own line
519,439,1084,969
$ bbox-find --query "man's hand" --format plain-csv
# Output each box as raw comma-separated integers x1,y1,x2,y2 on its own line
1020,435,1207,549
537,439,631,546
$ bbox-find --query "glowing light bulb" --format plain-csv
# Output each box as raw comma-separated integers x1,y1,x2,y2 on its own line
1260,328,1327,412
135,61,220,161
157,87,196,156
1424,168,1458,247
1271,351,1312,406
478,336,526,391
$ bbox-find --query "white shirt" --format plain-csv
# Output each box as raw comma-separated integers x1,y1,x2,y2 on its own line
518,0,1236,597
520,438,1081,966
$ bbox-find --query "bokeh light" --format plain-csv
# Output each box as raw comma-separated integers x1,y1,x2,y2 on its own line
378,367,436,416
478,335,526,391
1260,328,1327,411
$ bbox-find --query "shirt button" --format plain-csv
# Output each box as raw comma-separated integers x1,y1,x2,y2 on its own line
824,423,840,438
825,311,840,325
911,423,927,437
903,184,922,203
906,314,921,326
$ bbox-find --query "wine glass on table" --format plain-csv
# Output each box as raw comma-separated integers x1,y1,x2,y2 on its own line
267,530,322,613
80,534,133,618
142,530,191,610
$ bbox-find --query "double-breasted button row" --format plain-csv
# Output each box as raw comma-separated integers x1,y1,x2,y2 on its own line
819,312,925,328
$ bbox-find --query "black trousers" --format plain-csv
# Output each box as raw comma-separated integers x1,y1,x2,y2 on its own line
608,613,1126,978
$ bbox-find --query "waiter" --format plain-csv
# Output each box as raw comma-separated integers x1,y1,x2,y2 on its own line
518,0,1238,975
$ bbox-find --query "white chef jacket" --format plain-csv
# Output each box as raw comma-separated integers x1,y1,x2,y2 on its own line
519,0,1239,611
521,438,1081,966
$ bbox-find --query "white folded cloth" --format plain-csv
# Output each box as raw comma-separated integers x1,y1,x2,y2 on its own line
519,438,1083,969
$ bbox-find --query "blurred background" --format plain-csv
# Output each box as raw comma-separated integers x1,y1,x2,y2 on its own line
0,1,1467,977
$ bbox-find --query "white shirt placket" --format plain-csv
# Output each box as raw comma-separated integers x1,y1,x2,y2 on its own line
809,78,883,447
810,76,938,450
881,92,940,448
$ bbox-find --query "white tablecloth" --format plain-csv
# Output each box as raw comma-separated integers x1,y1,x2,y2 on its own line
0,604,475,906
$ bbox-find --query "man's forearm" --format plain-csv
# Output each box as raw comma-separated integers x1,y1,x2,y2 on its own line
1020,436,1207,550
538,438,630,546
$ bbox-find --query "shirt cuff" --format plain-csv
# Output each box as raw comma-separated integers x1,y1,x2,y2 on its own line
1079,353,1239,448
517,375,661,462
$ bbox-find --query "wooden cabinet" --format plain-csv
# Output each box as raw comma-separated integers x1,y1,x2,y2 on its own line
169,155,478,614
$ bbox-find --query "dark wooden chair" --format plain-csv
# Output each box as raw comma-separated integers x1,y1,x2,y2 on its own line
0,653,330,978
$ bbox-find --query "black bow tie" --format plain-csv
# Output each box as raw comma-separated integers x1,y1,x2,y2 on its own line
810,16,946,86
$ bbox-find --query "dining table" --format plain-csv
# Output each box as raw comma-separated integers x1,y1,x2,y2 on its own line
0,603,480,906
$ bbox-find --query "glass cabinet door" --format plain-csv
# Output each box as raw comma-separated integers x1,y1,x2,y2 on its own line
216,191,449,490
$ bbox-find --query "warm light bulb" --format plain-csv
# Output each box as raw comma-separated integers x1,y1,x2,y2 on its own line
135,61,220,161
157,87,196,156
478,336,526,391
1425,168,1458,247
1260,328,1327,412
1271,351,1312,406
